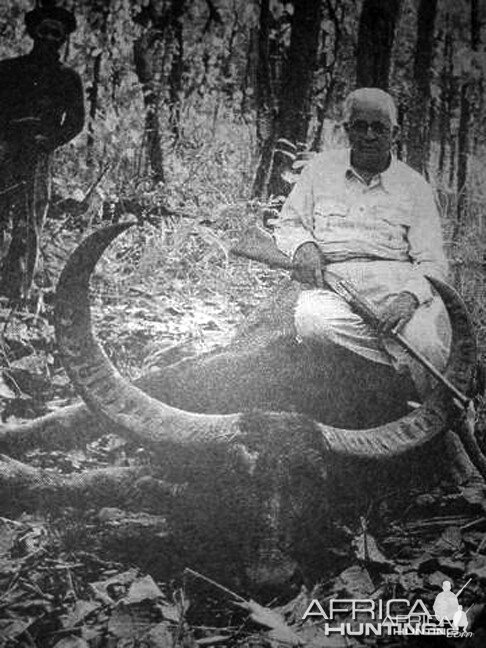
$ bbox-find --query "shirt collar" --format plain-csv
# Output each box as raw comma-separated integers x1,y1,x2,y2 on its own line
379,157,402,192
345,150,400,193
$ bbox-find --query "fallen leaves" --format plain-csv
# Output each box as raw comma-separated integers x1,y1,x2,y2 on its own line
333,566,375,599
0,517,191,647
1,473,486,647
236,599,304,646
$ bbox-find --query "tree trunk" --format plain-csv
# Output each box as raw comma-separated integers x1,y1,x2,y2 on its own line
86,6,109,167
267,0,322,197
438,16,453,178
133,29,165,183
396,101,405,160
310,0,344,152
168,2,185,142
241,26,258,115
456,83,470,221
406,0,438,175
252,0,276,199
356,0,402,90
456,0,480,222
449,134,456,188
86,52,103,167
311,102,327,153
275,0,322,145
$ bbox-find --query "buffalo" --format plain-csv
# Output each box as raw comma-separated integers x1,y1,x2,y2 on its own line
0,224,478,585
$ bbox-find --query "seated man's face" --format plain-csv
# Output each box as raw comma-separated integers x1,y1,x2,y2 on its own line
346,105,395,171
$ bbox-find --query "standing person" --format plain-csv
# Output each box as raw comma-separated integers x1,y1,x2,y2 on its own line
273,87,451,398
0,2,85,300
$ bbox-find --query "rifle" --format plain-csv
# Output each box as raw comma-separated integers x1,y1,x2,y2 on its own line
455,578,472,599
230,226,469,407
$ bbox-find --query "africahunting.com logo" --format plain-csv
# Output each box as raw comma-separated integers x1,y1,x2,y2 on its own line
302,579,473,638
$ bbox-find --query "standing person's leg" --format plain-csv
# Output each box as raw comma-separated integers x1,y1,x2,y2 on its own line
0,180,29,300
0,154,50,300
22,154,51,299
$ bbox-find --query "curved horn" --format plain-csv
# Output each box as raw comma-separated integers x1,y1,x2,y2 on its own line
55,224,243,447
317,276,477,457
55,226,476,458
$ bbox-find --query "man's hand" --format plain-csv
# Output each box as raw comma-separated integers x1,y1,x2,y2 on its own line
292,242,323,286
380,291,419,333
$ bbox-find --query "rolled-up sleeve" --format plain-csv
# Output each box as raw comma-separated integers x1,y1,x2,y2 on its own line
403,179,449,304
273,164,317,259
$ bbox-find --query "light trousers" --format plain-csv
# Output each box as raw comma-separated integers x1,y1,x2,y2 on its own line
294,288,452,398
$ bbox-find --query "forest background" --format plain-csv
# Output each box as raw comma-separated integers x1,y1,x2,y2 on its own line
0,0,484,392
0,1,486,645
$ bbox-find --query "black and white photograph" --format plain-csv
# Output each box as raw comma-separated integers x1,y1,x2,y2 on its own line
0,0,485,645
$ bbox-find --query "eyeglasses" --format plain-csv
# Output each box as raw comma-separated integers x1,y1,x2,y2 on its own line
349,120,390,136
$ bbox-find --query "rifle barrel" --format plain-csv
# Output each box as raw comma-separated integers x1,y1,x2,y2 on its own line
455,578,472,599
394,331,469,406
230,238,470,407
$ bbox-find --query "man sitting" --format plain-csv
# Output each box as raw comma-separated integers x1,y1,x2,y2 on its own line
273,88,451,397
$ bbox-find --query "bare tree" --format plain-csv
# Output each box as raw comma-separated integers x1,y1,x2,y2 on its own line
438,13,454,178
267,0,322,197
133,2,169,182
86,3,110,167
457,0,480,221
168,1,185,142
310,0,344,152
406,0,438,176
356,0,402,90
252,0,276,198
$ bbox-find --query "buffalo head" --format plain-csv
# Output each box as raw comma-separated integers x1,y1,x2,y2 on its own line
48,224,481,584
54,224,477,460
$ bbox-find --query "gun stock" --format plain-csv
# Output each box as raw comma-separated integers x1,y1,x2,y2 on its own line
230,225,294,270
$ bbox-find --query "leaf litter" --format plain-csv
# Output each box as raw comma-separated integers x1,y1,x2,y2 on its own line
0,479,486,647
1,226,486,645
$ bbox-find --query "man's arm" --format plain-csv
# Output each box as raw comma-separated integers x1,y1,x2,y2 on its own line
378,176,449,333
403,177,449,304
49,70,85,150
273,162,317,260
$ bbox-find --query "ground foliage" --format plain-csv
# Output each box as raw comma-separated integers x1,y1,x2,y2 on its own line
1,478,486,646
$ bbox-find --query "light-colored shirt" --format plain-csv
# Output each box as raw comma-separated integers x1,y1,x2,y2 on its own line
273,149,448,307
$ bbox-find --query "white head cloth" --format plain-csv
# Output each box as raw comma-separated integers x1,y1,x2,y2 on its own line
343,88,398,126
